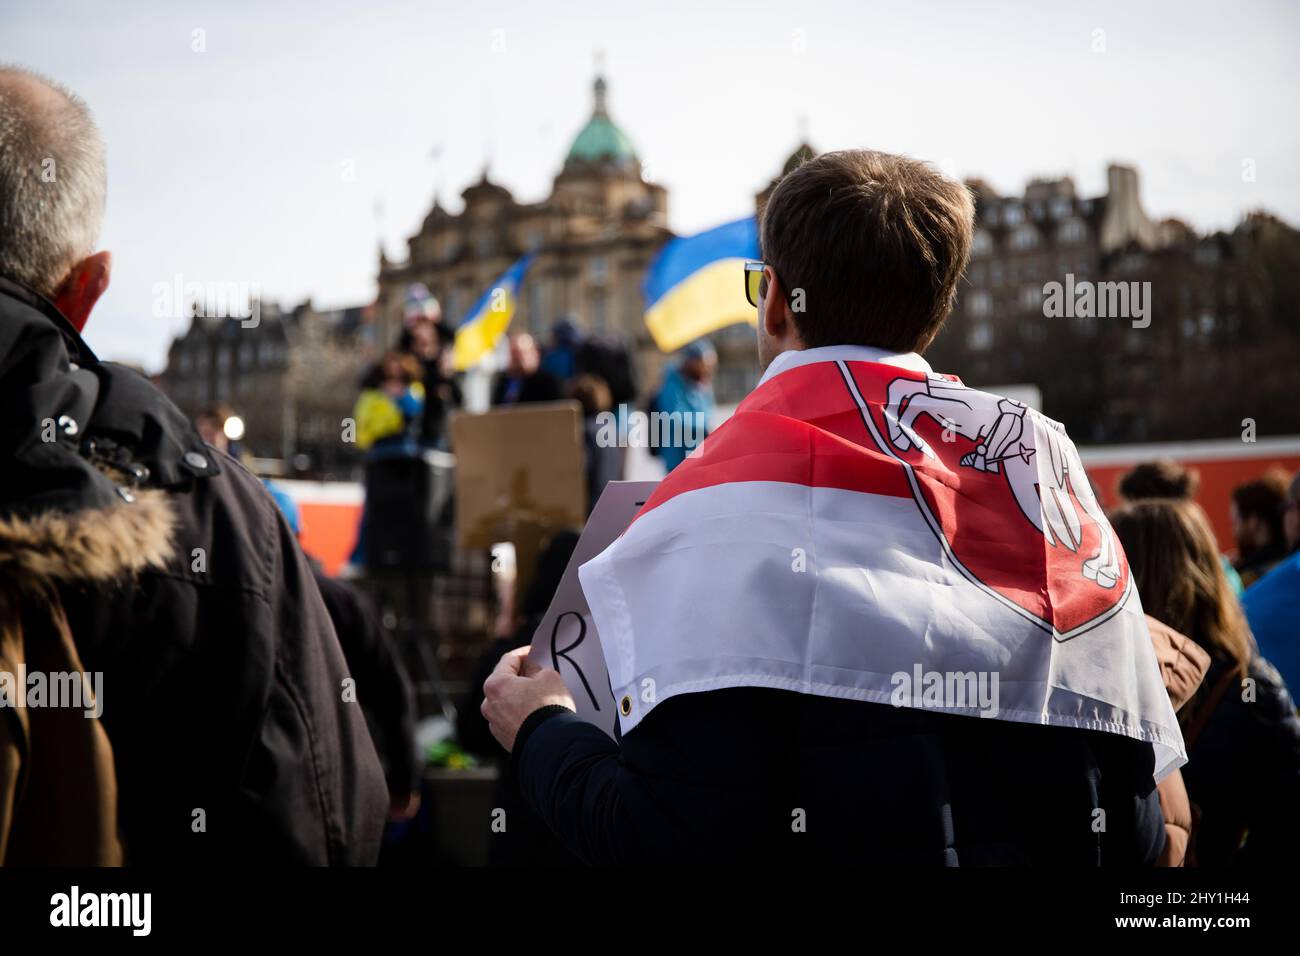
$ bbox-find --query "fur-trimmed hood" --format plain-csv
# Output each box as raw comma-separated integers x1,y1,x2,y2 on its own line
0,487,175,590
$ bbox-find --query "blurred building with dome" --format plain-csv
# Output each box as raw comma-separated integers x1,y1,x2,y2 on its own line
375,74,674,390
164,76,1300,476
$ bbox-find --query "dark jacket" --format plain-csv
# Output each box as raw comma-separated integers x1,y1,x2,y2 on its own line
313,569,418,800
514,688,1166,865
0,277,388,865
1179,653,1300,866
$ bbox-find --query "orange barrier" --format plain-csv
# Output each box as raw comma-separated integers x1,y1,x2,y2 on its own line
276,481,363,576
1081,438,1300,557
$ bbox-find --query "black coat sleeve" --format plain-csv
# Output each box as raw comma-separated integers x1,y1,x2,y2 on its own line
511,709,662,865
512,689,793,865
314,571,419,798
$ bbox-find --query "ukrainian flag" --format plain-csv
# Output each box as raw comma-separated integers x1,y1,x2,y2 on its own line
452,254,534,371
643,216,760,353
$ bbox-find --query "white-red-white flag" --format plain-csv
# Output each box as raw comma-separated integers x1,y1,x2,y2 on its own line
580,346,1185,780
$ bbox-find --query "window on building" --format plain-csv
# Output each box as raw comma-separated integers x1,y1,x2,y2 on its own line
968,289,993,317
1003,203,1024,226
1019,285,1042,311
1010,224,1039,251
968,320,993,351
1049,196,1072,220
1057,218,1088,245
972,230,994,258
590,257,608,285
1193,244,1218,265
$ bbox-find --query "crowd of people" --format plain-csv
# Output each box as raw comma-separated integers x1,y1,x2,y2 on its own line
2,64,1297,869
348,283,717,553
1110,459,1300,865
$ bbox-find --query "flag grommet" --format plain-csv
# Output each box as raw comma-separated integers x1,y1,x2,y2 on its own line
619,695,632,716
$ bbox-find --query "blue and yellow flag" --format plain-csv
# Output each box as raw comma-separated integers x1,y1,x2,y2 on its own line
643,216,760,353
453,254,533,371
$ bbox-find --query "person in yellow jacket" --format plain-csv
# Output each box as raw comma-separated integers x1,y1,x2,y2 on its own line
346,351,426,570
354,351,425,452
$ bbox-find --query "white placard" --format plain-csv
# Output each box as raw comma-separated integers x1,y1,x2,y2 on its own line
528,480,658,738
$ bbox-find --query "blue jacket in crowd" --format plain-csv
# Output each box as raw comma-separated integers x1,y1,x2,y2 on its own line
1244,551,1300,697
654,365,713,473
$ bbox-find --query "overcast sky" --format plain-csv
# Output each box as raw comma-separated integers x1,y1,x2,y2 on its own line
3,0,1297,370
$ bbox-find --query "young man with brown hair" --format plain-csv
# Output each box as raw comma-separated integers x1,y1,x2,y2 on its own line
483,150,1178,865
1230,468,1291,587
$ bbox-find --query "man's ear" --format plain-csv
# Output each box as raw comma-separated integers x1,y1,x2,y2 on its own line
52,250,112,333
762,267,801,348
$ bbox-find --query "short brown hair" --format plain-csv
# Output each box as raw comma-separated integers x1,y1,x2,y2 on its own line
1118,459,1200,502
1231,467,1289,544
760,149,974,353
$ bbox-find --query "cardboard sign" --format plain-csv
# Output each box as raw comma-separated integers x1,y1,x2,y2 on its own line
450,401,588,597
528,480,659,738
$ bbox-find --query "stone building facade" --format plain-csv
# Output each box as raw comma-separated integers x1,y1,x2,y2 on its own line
162,300,377,476
375,75,673,396
924,164,1300,443
162,88,1300,458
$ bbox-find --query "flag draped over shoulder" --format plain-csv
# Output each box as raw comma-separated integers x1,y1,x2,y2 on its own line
452,255,533,371
643,216,759,353
579,345,1186,780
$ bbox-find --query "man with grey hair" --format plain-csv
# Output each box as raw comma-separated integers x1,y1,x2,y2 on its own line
0,66,108,329
0,65,388,865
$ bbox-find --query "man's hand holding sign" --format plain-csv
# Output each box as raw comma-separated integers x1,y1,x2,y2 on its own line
483,480,658,750
481,647,574,752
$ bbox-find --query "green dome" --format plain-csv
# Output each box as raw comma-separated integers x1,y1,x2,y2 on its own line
566,76,637,165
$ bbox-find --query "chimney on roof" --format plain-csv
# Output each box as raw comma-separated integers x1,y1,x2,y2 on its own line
1100,163,1157,253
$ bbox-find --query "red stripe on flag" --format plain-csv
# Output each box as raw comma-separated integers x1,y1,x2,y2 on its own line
636,362,914,521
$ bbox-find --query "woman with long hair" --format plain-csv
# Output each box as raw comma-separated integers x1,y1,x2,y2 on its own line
1112,498,1300,865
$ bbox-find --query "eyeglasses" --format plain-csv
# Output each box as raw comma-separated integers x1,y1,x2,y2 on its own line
744,260,767,308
